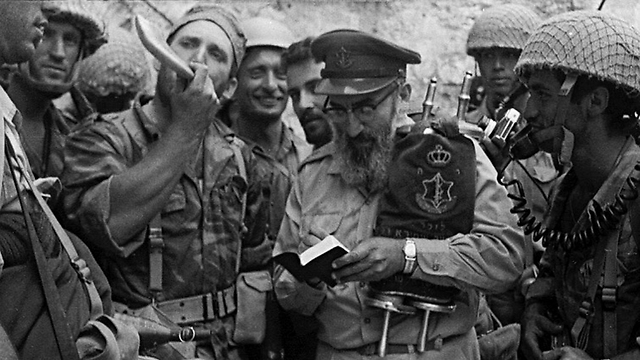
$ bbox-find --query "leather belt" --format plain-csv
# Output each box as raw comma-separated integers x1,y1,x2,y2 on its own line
155,285,236,325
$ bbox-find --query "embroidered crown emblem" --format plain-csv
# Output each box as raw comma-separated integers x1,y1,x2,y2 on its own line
427,144,451,167
335,47,353,69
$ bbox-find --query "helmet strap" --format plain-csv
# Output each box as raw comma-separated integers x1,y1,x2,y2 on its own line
551,73,578,167
17,61,77,98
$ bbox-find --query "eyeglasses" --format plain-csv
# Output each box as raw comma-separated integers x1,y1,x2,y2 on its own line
323,84,399,123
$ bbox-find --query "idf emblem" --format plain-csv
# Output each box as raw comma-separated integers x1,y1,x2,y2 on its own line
335,46,353,69
416,173,456,214
416,144,456,213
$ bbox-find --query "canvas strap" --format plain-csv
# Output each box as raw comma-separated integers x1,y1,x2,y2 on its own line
148,213,164,297
570,226,618,353
231,140,248,275
602,226,619,357
6,138,81,360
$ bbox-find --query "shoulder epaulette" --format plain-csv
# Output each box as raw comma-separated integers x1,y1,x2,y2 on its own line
67,111,106,135
298,142,335,171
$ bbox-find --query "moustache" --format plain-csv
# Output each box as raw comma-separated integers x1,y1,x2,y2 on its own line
301,107,326,124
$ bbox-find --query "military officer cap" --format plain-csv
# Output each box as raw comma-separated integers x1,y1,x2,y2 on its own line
311,29,421,95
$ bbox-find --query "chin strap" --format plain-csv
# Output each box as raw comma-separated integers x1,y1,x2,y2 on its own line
551,74,578,167
17,62,75,96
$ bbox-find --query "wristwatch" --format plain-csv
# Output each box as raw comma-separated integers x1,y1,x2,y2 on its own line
402,238,417,274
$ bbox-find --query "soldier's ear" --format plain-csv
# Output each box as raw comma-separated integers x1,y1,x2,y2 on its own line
222,77,238,101
399,83,411,102
586,86,609,117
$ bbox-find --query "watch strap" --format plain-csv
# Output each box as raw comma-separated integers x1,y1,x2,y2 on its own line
403,238,417,274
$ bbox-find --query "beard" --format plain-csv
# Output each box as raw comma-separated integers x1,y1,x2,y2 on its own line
332,116,394,193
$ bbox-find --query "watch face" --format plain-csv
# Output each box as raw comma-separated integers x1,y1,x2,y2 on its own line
404,240,417,258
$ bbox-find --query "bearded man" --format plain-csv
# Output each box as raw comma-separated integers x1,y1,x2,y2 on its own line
272,29,524,359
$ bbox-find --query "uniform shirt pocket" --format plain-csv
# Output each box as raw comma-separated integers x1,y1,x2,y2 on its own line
299,212,344,253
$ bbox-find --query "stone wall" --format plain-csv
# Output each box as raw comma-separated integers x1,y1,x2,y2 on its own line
88,0,640,133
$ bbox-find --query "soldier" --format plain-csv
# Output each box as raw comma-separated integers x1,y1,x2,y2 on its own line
516,10,640,360
222,17,310,273
219,16,311,360
465,4,558,262
61,5,268,359
273,29,524,359
0,1,124,359
464,4,560,345
283,36,332,150
7,0,105,179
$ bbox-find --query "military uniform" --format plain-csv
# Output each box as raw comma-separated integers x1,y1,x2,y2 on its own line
61,102,267,359
516,10,640,359
19,104,78,179
0,83,113,360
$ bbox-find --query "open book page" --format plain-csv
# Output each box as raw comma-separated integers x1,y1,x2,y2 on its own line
300,235,349,266
273,235,349,287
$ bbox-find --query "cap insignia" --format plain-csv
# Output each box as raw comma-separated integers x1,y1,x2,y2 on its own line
335,46,353,69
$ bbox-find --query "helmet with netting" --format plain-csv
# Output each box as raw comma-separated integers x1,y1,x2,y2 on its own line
77,27,150,98
42,0,107,57
466,4,541,56
515,10,640,98
16,0,107,96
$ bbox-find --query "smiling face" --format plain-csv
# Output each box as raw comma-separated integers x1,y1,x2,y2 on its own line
234,47,288,122
28,21,81,85
286,58,331,147
0,0,47,65
476,48,520,100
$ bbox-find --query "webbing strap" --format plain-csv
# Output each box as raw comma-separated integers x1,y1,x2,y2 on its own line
552,74,578,165
570,228,618,351
6,133,104,321
602,229,619,357
148,213,164,295
231,141,248,274
6,138,81,360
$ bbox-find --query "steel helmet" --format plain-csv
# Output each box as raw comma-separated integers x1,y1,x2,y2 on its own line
42,0,107,57
77,28,150,98
466,4,541,56
18,0,107,96
241,17,295,50
515,10,640,98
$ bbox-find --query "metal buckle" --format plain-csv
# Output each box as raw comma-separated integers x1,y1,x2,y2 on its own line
602,287,617,310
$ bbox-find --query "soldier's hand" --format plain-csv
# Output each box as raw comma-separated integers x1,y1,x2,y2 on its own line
240,238,273,271
521,302,564,360
480,136,511,173
169,63,220,134
331,237,404,283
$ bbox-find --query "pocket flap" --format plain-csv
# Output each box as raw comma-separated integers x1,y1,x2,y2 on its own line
302,213,343,238
239,271,272,292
